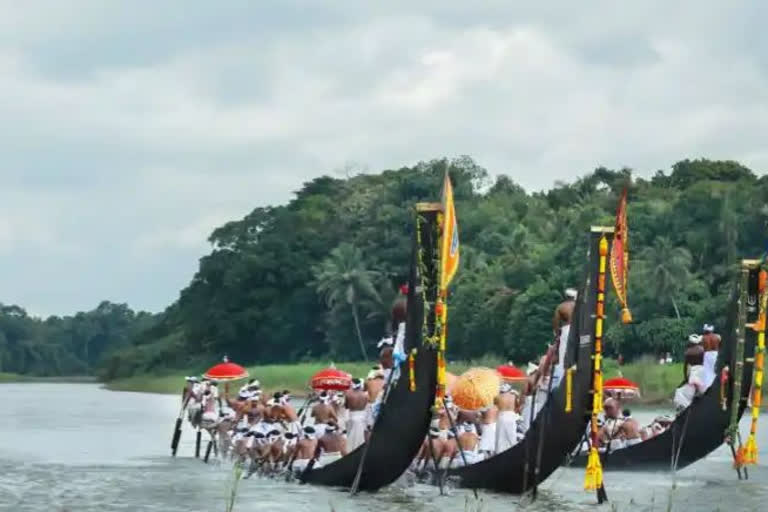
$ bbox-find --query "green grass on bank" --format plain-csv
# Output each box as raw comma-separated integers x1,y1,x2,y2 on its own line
104,356,506,396
0,372,97,384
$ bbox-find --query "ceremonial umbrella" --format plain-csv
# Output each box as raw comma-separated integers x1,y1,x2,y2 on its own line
452,367,501,411
203,357,249,382
310,367,352,391
603,376,641,399
496,363,527,383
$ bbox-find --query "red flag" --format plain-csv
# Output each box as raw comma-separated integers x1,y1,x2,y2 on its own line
610,187,632,324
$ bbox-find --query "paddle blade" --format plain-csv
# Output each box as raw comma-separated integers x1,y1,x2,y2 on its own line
171,418,183,456
195,430,202,458
204,441,213,463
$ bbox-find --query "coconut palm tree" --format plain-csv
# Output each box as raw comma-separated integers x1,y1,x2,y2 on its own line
312,243,380,361
637,236,693,320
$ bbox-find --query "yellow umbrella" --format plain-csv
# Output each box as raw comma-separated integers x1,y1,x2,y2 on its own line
451,367,500,411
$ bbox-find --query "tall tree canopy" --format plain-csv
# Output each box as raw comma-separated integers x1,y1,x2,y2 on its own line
3,157,766,378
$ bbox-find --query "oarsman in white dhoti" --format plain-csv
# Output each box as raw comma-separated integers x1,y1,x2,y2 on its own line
332,392,348,431
453,422,482,467
185,377,203,427
317,423,346,467
552,288,577,386
310,391,337,438
478,404,498,458
701,324,721,389
290,426,319,473
495,383,521,453
344,378,368,452
674,334,706,411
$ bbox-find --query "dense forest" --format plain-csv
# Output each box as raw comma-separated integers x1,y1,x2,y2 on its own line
2,157,766,379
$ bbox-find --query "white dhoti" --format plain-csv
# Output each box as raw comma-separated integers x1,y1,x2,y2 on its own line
625,437,642,447
453,450,482,467
336,409,349,432
608,439,626,452
187,403,202,425
675,364,705,410
200,411,219,429
479,422,497,453
702,351,718,390
553,324,571,386
346,410,367,452
495,410,520,453
292,458,311,472
312,423,328,437
317,451,342,467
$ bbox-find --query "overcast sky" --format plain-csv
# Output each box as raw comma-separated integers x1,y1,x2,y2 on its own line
1,1,766,316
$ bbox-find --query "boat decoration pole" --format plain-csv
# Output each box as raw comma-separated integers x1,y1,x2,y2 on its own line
434,171,460,411
742,267,766,465
584,234,608,503
729,266,749,473
610,187,632,324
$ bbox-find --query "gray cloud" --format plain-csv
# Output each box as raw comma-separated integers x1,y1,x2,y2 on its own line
0,0,766,315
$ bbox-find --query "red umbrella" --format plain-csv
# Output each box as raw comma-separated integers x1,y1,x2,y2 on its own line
604,376,641,399
496,364,527,383
310,367,352,391
203,357,249,382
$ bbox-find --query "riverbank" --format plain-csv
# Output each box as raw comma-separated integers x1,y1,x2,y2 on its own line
103,360,485,396
103,357,687,405
0,372,98,384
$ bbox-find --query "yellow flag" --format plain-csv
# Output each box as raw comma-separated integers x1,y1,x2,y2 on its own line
440,172,460,289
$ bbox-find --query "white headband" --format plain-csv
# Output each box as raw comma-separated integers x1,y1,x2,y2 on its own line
688,334,702,344
377,337,394,349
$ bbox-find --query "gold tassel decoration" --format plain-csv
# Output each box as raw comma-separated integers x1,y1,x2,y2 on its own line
565,366,574,413
584,234,608,493
621,307,633,324
743,269,766,465
584,447,603,491
409,349,417,392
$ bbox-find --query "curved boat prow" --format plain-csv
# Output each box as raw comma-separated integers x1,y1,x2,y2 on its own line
449,227,611,493
301,204,440,491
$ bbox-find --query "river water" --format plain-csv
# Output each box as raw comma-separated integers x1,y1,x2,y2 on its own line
1,383,766,511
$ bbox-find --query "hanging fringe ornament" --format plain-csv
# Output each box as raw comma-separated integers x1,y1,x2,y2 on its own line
621,307,633,324
584,446,603,491
408,348,417,392
720,367,730,411
584,234,608,495
742,268,766,465
565,366,574,413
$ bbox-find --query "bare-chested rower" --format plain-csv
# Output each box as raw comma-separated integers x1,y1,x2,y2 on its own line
310,391,338,437
478,404,498,457
495,383,520,453
618,408,642,447
317,422,347,466
415,427,444,472
290,426,319,472
701,324,721,388
455,422,481,466
345,378,368,451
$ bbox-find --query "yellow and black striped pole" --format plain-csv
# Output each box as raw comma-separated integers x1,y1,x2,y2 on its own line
585,234,607,502
743,268,766,464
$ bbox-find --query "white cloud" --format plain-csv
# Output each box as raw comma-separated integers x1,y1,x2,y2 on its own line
0,0,766,314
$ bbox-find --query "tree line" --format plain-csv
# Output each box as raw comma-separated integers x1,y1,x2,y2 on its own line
2,157,766,378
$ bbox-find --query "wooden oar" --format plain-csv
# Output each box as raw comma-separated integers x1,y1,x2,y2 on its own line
532,339,559,500
195,429,202,458
171,387,191,457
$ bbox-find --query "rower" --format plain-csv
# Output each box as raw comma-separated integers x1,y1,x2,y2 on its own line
344,378,368,452
701,324,720,388
495,383,521,453
317,422,347,466
619,408,642,447
674,334,706,411
455,422,481,466
478,402,498,458
415,427,444,471
186,377,203,428
266,429,285,471
439,429,459,469
598,398,625,451
552,288,577,384
291,426,319,472
310,391,338,437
